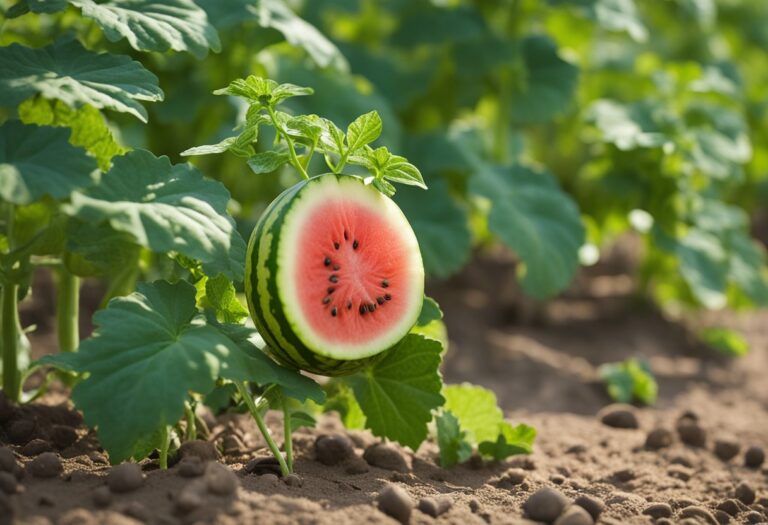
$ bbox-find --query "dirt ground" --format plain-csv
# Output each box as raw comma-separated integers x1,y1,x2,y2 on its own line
1,247,767,525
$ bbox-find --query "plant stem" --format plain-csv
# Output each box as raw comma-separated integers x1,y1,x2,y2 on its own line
183,402,197,441
282,397,293,472
159,425,170,470
55,266,79,353
235,381,290,476
1,283,20,402
266,106,309,180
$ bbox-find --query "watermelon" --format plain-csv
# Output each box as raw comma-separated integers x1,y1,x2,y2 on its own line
245,174,425,376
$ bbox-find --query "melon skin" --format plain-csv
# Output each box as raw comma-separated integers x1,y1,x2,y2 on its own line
245,174,424,376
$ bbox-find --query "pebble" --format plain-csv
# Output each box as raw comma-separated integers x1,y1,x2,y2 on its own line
283,473,302,487
735,481,756,505
92,486,112,508
670,454,694,468
645,428,673,450
642,502,672,519
0,471,18,494
315,435,354,466
244,456,283,477
177,457,205,478
175,485,204,514
716,499,743,516
204,462,239,495
676,418,706,448
107,463,144,493
178,440,219,463
574,495,604,521
612,468,635,482
469,498,482,513
745,446,765,469
550,474,566,485
21,439,52,457
553,505,593,525
679,506,719,525
344,457,370,475
713,509,731,524
418,496,452,518
667,465,692,481
744,511,764,523
27,452,62,478
523,486,570,523
0,448,16,472
50,425,78,449
377,484,412,524
598,404,639,429
8,419,36,444
363,443,409,472
714,439,740,461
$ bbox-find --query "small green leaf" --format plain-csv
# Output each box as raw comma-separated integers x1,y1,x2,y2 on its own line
65,150,246,281
417,296,442,327
700,327,749,357
346,111,382,152
0,121,97,205
318,118,346,155
180,137,245,157
285,115,323,144
372,178,396,197
348,146,426,193
270,83,315,104
598,358,657,405
0,39,163,122
345,334,444,449
197,274,249,324
435,410,473,468
214,75,312,107
478,423,536,460
70,0,221,59
443,384,503,444
247,150,291,174
290,411,316,430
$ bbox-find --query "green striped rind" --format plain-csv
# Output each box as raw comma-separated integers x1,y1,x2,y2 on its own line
245,175,388,376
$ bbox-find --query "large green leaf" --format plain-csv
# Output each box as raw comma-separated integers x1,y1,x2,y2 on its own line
443,384,504,444
0,39,163,122
70,0,221,59
346,334,444,450
550,0,647,42
0,121,97,205
588,100,670,150
5,0,68,17
469,164,585,298
65,150,246,281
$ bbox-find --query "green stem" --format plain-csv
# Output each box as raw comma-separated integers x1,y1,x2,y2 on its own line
282,397,293,472
235,381,290,476
159,425,170,470
183,402,197,441
266,106,309,180
55,266,79,353
1,283,20,402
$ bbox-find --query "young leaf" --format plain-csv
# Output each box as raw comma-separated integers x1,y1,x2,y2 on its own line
270,83,315,105
196,274,249,324
443,384,504,444
285,115,323,145
435,410,473,468
348,146,426,192
345,334,444,450
318,118,346,156
247,151,291,174
346,111,383,152
0,39,164,122
290,411,317,430
478,423,536,460
70,0,221,59
599,358,657,405
214,75,312,106
0,121,97,205
700,327,749,357
181,137,242,157
416,296,443,327
65,150,247,281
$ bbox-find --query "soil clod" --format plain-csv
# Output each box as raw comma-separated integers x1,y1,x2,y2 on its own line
92,486,112,508
744,446,765,469
377,484,412,524
523,486,570,523
0,448,17,473
716,499,743,516
643,502,673,519
8,419,36,444
0,471,18,495
645,428,673,450
714,439,740,461
679,506,718,525
21,439,52,457
177,457,205,478
574,495,604,521
418,495,452,518
364,443,409,472
553,505,593,525
50,425,78,450
283,473,303,487
344,457,369,475
314,434,354,466
27,452,62,478
178,440,219,463
676,417,706,448
735,481,756,505
598,404,639,429
204,462,239,495
107,464,145,493
175,485,204,515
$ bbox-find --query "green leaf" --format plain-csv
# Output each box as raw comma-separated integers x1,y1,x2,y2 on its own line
443,384,503,444
18,97,127,171
290,411,316,430
39,280,274,463
247,150,291,174
588,100,670,150
323,380,366,430
509,35,578,125
65,221,140,277
348,146,426,193
0,39,163,122
285,115,323,144
469,164,585,298
6,0,68,18
551,0,648,42
478,423,536,460
197,274,249,324
70,0,221,59
65,150,246,281
417,296,442,327
0,121,97,205
345,334,444,449
180,137,241,157
318,118,346,156
213,75,312,107
395,181,472,279
598,358,657,405
435,410,473,468
700,327,749,357
346,111,382,152
676,228,728,309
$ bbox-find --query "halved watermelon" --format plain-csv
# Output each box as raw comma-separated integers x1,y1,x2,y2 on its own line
245,174,424,376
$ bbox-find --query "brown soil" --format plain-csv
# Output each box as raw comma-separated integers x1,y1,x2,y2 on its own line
2,250,768,525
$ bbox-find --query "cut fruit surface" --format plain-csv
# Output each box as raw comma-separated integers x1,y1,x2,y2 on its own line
245,174,424,376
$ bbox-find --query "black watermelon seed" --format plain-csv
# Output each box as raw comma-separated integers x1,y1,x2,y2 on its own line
384,294,391,301
367,304,376,313
359,305,367,315
322,297,331,304
376,297,385,305
329,275,338,283
323,257,331,266
347,301,352,310
327,287,335,294
334,242,340,250
352,240,359,250
381,280,389,288
333,264,340,271
331,307,337,317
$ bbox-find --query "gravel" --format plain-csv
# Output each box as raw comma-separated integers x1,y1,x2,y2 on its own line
363,443,409,472
523,486,570,523
315,434,354,466
378,484,413,524
598,404,639,429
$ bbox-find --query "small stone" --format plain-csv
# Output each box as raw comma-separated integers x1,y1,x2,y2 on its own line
50,425,78,449
344,457,369,475
554,505,594,525
377,484,412,524
505,468,527,485
92,486,112,508
645,428,673,450
566,443,587,454
363,443,409,472
713,509,731,524
745,446,765,469
612,468,635,482
0,448,16,472
27,452,62,478
315,435,354,466
8,418,36,444
107,463,144,493
177,457,205,478
244,456,282,477
175,486,203,515
676,419,706,448
679,506,718,525
418,496,452,518
523,486,570,523
204,462,239,495
744,511,764,523
283,473,302,487
716,499,742,516
668,465,692,481
574,495,604,521
550,474,566,485
735,482,756,505
469,498,482,513
178,440,219,463
21,439,52,457
120,501,149,522
642,502,672,519
0,471,18,494
670,454,694,468
714,439,740,461
598,404,639,429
